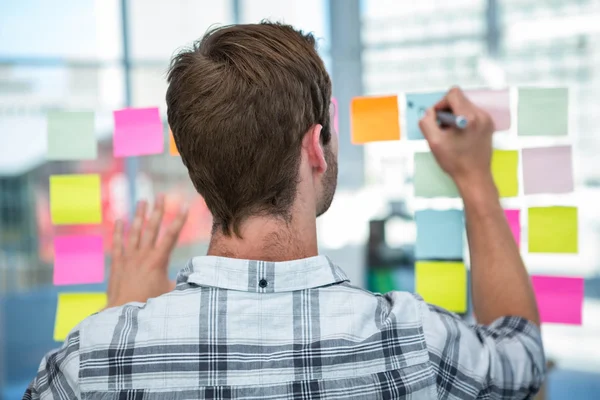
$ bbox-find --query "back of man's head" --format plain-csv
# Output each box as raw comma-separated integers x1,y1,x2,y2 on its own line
167,22,333,238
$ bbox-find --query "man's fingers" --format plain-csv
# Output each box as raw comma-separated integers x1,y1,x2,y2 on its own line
108,220,124,305
158,204,189,254
111,220,124,260
141,195,165,249
434,86,472,115
126,200,147,251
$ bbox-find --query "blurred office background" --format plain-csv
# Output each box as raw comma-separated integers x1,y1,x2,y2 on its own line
1,0,600,398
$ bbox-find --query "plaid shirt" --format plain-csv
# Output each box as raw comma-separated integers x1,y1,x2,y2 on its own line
25,255,545,399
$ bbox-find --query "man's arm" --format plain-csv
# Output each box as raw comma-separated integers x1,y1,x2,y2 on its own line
418,87,545,398
419,299,545,399
418,86,540,326
23,330,81,400
460,175,540,325
24,197,187,399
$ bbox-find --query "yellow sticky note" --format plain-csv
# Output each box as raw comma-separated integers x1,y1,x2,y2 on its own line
351,95,400,144
50,174,102,225
528,207,578,253
415,261,467,313
54,292,106,341
491,150,519,197
169,128,179,156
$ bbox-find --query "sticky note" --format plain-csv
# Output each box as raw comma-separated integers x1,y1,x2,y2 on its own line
528,207,578,253
351,95,400,144
406,89,511,140
531,275,583,325
416,210,464,260
47,111,97,160
518,88,568,136
415,261,467,313
53,235,104,285
522,146,574,195
169,129,179,155
465,89,511,131
113,107,164,157
414,152,459,198
50,174,102,225
504,209,521,247
54,292,106,341
406,92,445,140
331,97,339,136
491,150,519,197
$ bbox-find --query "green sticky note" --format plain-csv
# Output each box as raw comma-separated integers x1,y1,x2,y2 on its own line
414,152,459,198
47,111,97,160
491,150,519,197
518,88,568,136
54,292,106,341
528,207,578,253
415,261,467,313
50,174,102,225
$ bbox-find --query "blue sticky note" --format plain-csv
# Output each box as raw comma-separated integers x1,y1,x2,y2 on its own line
406,92,445,140
416,210,464,260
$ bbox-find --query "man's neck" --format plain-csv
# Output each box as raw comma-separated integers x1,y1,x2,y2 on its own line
207,216,318,262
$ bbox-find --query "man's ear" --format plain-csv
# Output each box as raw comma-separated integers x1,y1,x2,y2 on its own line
303,124,327,174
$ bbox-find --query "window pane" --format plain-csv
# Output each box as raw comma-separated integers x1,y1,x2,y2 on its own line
239,0,330,50
128,0,234,61
0,0,122,60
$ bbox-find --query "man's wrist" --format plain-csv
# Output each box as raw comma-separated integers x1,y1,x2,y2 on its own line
454,172,501,214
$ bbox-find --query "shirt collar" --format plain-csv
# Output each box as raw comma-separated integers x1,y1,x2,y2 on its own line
176,255,349,293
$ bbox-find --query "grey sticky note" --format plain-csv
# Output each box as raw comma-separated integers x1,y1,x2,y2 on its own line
414,152,459,198
522,146,574,195
518,88,568,136
47,111,97,160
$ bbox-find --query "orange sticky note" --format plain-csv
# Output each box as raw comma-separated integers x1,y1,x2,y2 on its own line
169,129,179,155
351,95,400,144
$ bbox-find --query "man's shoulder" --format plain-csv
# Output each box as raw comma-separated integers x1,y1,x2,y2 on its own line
327,282,426,327
78,290,192,348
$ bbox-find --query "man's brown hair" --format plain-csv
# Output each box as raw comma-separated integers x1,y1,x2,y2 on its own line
166,22,332,237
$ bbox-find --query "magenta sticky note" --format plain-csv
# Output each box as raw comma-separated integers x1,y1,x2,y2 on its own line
53,235,104,285
531,275,584,325
466,89,511,131
522,146,574,195
332,97,339,136
504,209,520,247
113,107,164,157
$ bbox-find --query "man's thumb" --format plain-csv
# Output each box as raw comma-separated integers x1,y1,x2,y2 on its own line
418,107,440,142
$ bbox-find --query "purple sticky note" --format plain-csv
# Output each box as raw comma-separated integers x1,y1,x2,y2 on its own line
466,89,511,131
532,275,584,325
53,235,104,285
522,146,574,195
504,209,520,247
113,107,164,157
332,97,339,136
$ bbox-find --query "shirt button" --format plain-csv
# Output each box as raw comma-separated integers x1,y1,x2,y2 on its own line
259,278,268,288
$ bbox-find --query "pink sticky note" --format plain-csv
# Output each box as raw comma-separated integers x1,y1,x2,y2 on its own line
531,275,584,325
504,209,520,247
53,235,104,285
113,107,164,157
466,89,511,131
522,146,574,195
332,97,339,136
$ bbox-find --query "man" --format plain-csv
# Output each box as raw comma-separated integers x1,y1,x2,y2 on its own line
25,22,544,399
